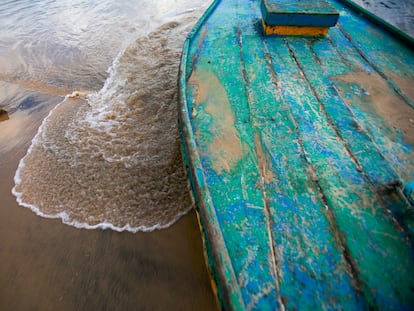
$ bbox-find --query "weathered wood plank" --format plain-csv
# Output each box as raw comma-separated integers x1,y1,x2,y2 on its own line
325,26,414,183
179,0,414,310
265,36,414,309
239,29,366,309
305,32,414,236
289,39,400,189
332,1,414,109
186,3,281,308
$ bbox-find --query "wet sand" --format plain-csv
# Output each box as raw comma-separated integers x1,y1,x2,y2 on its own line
0,99,218,310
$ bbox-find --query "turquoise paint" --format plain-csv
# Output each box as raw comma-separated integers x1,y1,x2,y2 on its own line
239,26,365,309
288,39,400,188
266,37,414,308
311,27,414,184
178,0,414,310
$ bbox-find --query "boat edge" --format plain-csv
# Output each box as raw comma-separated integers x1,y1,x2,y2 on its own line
338,0,414,47
178,1,246,310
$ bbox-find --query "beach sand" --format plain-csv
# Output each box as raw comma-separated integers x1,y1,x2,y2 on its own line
0,93,218,310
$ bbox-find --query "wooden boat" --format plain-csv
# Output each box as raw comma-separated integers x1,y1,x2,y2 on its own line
178,0,414,309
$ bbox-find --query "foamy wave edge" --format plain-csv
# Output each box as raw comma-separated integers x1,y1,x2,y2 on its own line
11,93,192,233
12,186,191,233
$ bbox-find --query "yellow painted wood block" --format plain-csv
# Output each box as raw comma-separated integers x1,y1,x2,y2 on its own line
262,19,329,36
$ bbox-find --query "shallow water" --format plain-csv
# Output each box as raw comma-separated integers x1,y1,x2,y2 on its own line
0,0,211,232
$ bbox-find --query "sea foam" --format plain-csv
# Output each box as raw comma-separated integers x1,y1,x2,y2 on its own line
12,6,209,232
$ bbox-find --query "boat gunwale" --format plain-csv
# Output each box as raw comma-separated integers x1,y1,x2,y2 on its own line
178,1,245,310
339,0,414,47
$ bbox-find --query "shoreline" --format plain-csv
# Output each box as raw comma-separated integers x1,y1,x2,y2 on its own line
0,93,218,310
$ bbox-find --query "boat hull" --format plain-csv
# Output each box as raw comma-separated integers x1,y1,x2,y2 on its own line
179,1,414,309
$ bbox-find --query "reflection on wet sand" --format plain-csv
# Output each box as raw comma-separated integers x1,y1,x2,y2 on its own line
0,75,72,97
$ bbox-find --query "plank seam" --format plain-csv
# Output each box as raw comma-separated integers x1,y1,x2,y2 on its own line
286,42,369,182
237,27,285,311
306,39,414,238
287,41,406,195
264,38,371,306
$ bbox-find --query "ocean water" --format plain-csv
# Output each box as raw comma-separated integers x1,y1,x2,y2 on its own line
0,0,210,232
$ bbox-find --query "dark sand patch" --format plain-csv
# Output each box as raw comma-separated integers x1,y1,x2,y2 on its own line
0,109,8,121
